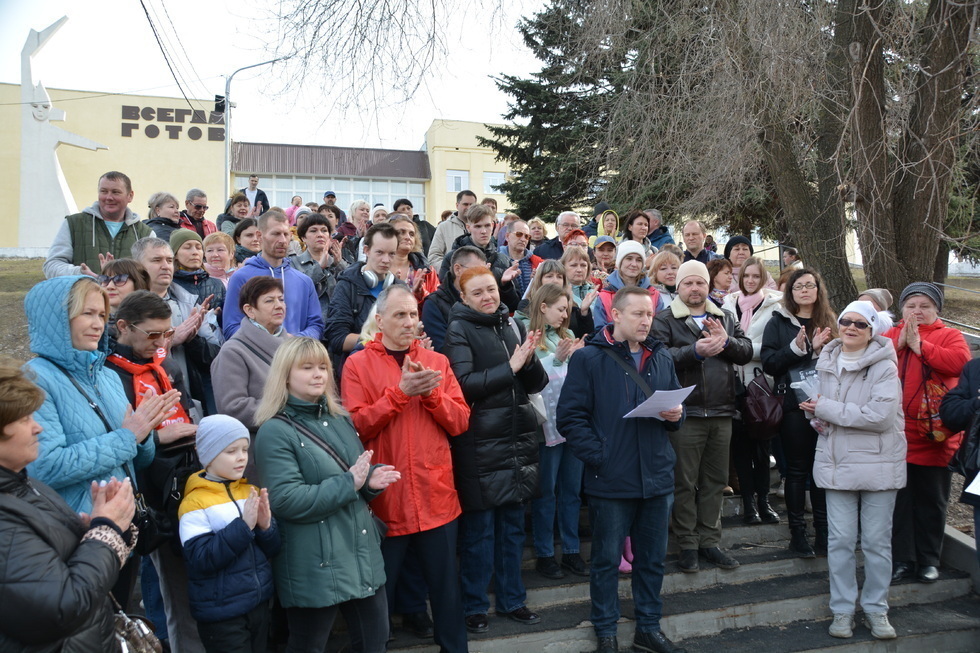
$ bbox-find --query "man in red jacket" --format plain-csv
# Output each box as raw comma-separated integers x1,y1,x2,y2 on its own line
341,284,472,652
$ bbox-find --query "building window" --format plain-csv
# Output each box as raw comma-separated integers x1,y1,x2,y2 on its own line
446,170,469,193
233,174,427,220
484,171,506,195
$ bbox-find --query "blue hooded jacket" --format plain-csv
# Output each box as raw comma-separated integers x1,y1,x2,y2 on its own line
25,276,155,513
223,254,325,340
557,326,684,499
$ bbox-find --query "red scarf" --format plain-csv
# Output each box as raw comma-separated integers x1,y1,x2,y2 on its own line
107,348,191,427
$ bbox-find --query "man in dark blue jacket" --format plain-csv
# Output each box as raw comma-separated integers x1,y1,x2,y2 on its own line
557,286,687,653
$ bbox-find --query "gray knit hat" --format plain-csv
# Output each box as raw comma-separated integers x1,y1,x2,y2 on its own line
858,288,894,312
196,415,250,468
899,282,943,313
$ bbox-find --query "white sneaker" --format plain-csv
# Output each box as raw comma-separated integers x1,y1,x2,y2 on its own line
769,455,777,469
829,613,854,638
865,612,897,639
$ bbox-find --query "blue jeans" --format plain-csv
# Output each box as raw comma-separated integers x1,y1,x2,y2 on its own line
459,505,527,615
140,555,169,641
588,494,673,638
532,443,584,558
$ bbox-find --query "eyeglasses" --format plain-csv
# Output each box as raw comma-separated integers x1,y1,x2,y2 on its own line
192,204,209,210
838,318,870,330
510,232,530,240
567,241,588,248
792,283,818,291
129,324,176,341
97,274,130,286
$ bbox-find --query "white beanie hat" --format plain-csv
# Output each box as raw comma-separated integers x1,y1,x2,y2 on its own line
839,300,893,338
196,415,250,468
676,260,710,285
616,240,647,268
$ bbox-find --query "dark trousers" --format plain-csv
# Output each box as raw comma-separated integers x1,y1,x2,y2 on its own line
391,547,429,614
284,589,388,653
382,520,468,653
197,602,270,653
588,495,672,638
892,463,952,567
780,409,826,531
732,419,772,499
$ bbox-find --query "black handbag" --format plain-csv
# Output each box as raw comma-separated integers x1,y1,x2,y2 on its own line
742,369,783,440
47,360,173,554
272,414,388,539
950,413,980,479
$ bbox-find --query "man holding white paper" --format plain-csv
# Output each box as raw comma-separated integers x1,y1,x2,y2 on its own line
652,260,753,574
557,286,687,653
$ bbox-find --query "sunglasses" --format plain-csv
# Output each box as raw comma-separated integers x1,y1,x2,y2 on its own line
129,324,176,341
97,273,130,286
509,232,530,240
838,318,870,330
193,204,209,210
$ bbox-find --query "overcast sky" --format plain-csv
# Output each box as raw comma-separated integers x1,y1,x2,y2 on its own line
1,0,544,151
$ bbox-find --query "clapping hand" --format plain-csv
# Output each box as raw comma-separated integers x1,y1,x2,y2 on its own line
793,325,808,352
580,289,599,315
904,319,921,354
121,388,182,443
510,329,540,373
242,487,259,529
695,318,727,358
349,450,373,490
811,327,833,353
398,355,443,397
555,336,586,362
367,465,401,490
86,477,136,531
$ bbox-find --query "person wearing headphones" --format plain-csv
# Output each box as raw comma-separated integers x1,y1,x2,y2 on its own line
324,222,405,381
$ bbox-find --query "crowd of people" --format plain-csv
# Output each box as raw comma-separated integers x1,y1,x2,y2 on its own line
1,169,978,653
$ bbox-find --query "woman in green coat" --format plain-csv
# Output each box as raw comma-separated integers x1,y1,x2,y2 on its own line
254,337,401,653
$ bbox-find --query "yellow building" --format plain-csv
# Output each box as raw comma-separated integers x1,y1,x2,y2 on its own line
1,79,512,255
0,83,225,253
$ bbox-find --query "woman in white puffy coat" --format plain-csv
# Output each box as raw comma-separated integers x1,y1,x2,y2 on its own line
800,300,906,641
722,257,783,524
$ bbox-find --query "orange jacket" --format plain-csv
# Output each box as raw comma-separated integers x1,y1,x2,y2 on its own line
884,319,970,467
341,335,470,536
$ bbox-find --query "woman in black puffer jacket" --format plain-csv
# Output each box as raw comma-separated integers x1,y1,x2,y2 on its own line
0,363,138,652
442,266,548,632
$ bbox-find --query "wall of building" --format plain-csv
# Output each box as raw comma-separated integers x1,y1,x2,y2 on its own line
424,119,511,221
0,83,224,251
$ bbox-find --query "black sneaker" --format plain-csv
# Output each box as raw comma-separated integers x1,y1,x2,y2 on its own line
502,606,541,625
633,629,688,653
536,555,565,580
699,547,739,570
561,552,590,577
465,613,488,633
678,549,699,573
401,611,433,639
596,635,619,652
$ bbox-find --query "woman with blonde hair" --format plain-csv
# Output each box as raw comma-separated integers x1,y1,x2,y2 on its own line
145,191,183,243
389,215,440,305
648,250,681,303
527,217,548,252
518,284,587,580
202,231,237,286
254,337,400,653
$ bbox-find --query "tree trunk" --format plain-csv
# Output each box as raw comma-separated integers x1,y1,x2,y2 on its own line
892,0,975,291
759,118,858,308
847,0,906,298
934,240,950,284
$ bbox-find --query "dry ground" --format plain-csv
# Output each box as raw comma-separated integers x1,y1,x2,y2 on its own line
1,258,977,535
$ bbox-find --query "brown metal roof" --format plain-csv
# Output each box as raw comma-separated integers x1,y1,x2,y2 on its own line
232,142,430,180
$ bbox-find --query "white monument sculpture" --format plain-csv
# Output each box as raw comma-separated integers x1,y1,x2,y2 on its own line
19,17,107,252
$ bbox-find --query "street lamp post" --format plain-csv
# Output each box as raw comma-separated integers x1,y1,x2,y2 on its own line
223,56,290,200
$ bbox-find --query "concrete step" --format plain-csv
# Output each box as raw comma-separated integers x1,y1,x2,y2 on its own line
517,541,841,610
679,592,980,653
521,512,794,569
387,562,972,652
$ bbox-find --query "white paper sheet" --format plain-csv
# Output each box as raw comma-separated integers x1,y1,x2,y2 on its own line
623,386,696,420
965,472,980,497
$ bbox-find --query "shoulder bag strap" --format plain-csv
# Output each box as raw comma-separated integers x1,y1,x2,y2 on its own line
237,338,272,366
272,414,349,471
600,347,654,398
44,359,145,494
